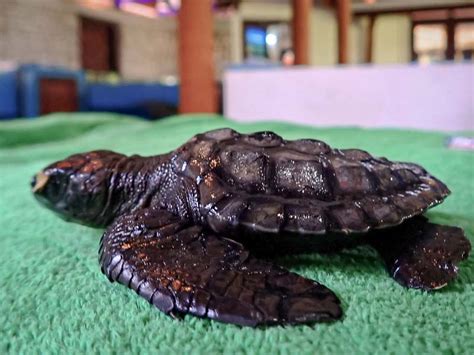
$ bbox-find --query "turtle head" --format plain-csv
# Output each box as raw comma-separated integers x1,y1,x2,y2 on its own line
32,151,125,227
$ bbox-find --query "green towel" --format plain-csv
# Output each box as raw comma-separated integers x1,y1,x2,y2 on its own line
1,113,472,354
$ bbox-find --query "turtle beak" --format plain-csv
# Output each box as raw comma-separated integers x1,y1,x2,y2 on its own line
31,172,49,193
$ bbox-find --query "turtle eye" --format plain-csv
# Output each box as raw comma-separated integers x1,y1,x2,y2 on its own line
44,174,64,202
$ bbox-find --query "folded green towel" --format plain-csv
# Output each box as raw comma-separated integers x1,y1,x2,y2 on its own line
1,113,472,354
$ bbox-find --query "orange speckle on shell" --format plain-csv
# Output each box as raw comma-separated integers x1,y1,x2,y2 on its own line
210,158,220,169
172,280,182,290
121,243,131,250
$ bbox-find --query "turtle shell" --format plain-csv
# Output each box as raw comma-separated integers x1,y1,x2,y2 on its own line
172,128,450,235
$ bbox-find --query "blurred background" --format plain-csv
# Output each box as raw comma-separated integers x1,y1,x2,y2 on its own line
0,0,472,130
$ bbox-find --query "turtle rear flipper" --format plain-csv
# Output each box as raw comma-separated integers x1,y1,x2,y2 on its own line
367,216,471,290
99,206,342,327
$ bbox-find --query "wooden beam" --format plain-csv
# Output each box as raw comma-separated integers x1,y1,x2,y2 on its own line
353,3,474,17
446,10,456,60
292,0,312,65
337,0,351,64
365,14,375,63
178,0,217,113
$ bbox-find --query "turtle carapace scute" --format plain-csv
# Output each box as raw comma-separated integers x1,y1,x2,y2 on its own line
32,128,471,327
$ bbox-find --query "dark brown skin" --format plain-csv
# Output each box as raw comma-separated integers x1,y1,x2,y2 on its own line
32,128,471,327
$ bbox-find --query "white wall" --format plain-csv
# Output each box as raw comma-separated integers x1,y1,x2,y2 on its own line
224,63,474,131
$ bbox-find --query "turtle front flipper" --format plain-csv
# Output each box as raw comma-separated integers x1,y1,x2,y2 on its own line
99,206,342,327
367,216,471,290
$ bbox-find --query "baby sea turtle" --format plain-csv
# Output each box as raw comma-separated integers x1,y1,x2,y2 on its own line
32,128,471,327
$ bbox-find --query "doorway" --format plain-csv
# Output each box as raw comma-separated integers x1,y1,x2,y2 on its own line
79,17,119,73
39,78,78,115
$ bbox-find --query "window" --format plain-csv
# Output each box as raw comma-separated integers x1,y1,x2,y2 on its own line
412,8,474,63
455,22,474,61
243,21,292,64
244,24,268,59
413,24,447,63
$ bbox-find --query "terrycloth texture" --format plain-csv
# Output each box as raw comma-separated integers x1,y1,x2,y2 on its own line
1,113,473,354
